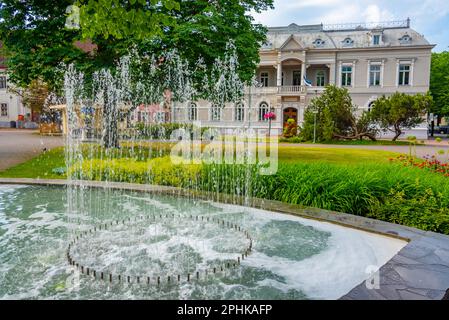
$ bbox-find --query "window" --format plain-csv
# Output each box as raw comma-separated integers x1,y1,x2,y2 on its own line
154,112,166,123
234,102,244,121
293,70,302,86
341,65,352,87
368,101,375,113
210,104,221,121
399,64,411,86
258,102,269,122
313,38,325,47
342,38,354,47
369,64,381,86
373,35,380,45
188,102,197,121
0,76,6,89
316,70,325,87
260,72,269,87
399,35,412,44
1,103,7,116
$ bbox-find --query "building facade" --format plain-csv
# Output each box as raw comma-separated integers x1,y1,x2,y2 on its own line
135,19,434,139
0,66,29,128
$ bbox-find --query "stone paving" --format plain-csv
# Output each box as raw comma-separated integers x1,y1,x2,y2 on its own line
0,129,63,171
1,178,448,300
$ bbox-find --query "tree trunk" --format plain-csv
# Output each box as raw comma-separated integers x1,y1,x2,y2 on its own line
392,125,402,142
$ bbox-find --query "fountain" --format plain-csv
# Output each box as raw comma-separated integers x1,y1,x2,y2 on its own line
0,46,407,300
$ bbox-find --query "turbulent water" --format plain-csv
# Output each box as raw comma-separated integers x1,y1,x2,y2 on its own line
0,184,405,300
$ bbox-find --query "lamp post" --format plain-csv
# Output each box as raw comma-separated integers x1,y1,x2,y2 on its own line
312,90,319,144
312,109,318,144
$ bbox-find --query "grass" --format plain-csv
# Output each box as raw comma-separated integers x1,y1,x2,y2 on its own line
0,144,399,180
277,146,398,164
280,138,422,146
2,141,449,234
0,147,65,179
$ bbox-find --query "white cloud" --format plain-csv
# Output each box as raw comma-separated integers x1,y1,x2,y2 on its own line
251,0,449,51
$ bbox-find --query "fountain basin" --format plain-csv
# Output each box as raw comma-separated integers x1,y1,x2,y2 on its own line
0,181,414,300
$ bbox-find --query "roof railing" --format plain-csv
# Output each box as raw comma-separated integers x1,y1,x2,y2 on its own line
322,18,410,32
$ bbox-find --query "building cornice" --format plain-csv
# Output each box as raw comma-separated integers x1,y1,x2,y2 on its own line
259,44,435,55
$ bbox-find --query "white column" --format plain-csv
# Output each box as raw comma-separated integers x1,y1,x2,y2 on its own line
276,61,282,87
327,63,335,85
301,50,307,86
301,63,306,86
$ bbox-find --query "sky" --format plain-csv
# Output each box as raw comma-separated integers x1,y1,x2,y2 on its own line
251,0,449,52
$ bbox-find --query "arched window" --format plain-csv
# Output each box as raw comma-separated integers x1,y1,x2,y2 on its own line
210,104,221,121
316,70,325,87
258,102,269,122
368,101,375,112
234,102,244,121
188,102,197,121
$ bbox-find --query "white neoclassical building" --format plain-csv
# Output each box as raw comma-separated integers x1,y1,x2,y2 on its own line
138,19,435,139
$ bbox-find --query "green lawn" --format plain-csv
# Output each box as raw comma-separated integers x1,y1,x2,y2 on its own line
280,138,422,146
0,144,399,179
277,146,397,164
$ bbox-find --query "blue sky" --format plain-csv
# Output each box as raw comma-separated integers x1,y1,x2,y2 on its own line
251,0,449,52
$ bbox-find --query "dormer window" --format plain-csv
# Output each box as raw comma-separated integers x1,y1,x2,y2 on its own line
373,35,381,45
313,38,325,47
342,38,354,47
399,35,412,44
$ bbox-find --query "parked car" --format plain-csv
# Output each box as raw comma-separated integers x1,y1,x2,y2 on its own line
435,125,449,134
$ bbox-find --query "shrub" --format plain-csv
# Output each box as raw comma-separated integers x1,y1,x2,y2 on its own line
70,156,201,187
200,162,449,234
135,123,210,140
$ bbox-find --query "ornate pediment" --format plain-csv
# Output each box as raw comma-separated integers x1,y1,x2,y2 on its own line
279,35,303,51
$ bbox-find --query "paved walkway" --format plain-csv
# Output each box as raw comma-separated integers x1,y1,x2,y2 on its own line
0,129,63,171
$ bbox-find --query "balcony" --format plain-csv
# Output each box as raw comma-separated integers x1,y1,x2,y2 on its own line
277,85,306,95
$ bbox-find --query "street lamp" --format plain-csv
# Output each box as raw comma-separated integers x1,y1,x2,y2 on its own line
312,109,318,144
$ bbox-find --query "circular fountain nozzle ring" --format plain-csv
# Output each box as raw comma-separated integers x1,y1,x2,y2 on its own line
67,214,253,286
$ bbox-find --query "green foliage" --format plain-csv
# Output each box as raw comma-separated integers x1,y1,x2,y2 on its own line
77,0,180,40
369,187,449,234
370,92,433,141
430,51,449,117
200,162,449,234
135,123,210,139
301,85,376,142
279,136,304,143
0,0,274,91
70,156,201,186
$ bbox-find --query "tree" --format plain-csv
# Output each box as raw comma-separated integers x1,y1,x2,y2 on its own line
430,51,449,119
301,85,377,142
370,92,433,141
0,0,273,91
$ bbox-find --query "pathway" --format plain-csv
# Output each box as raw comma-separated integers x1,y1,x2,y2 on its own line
0,129,63,171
